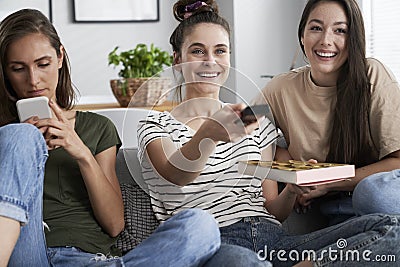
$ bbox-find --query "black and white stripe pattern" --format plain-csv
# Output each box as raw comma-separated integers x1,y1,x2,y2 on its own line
137,112,280,227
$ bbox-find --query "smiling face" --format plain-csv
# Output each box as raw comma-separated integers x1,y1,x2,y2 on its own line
5,33,63,100
175,23,230,99
301,1,349,86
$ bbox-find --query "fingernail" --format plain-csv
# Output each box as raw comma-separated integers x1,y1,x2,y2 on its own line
49,99,53,104
32,116,39,121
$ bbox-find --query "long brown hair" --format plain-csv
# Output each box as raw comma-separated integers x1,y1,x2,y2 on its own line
298,0,372,167
0,9,76,126
170,0,231,102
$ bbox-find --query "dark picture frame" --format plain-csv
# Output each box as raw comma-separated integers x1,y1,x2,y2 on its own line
73,0,159,23
0,0,52,22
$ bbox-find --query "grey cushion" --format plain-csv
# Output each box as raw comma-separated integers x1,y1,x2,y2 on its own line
115,183,159,253
114,149,159,253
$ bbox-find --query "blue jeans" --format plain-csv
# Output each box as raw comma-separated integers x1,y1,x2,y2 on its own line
47,209,221,267
353,169,400,215
0,125,223,266
0,123,49,267
319,193,355,225
47,242,271,267
319,170,400,225
220,214,400,266
204,244,272,267
46,208,272,267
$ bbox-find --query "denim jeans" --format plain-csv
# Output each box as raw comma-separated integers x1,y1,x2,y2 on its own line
1,125,223,266
46,208,273,267
353,169,400,215
0,123,50,267
47,242,271,267
204,244,272,267
220,214,400,266
319,193,355,225
318,170,400,225
47,209,222,267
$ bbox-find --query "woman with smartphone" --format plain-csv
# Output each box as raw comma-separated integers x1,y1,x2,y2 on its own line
0,8,223,267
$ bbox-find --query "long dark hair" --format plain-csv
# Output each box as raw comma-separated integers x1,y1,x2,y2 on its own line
0,9,76,126
170,0,231,101
298,0,372,167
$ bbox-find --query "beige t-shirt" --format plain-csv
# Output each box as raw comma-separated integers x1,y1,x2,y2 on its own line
254,58,400,164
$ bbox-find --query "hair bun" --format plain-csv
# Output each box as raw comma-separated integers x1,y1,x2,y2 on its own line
173,0,219,22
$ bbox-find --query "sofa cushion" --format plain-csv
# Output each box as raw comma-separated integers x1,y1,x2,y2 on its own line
115,183,159,253
114,149,159,253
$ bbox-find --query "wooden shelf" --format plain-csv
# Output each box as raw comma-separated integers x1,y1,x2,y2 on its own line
75,101,175,112
75,102,120,110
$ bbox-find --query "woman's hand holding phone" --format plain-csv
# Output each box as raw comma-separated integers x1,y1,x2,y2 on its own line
16,96,52,122
35,101,89,160
16,96,52,134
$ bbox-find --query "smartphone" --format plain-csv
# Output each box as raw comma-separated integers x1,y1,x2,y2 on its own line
240,104,270,125
16,96,52,122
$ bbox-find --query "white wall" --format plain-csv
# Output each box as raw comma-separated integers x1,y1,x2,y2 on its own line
233,0,307,103
51,0,177,104
1,0,306,104
217,0,237,103
52,0,307,104
0,0,50,20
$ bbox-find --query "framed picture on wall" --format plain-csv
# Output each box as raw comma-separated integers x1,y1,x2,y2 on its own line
0,0,52,22
73,0,159,22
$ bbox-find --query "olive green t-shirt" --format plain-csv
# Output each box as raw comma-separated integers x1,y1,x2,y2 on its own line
43,111,121,254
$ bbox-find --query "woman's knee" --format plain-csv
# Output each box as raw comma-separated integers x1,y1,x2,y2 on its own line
168,209,220,264
177,209,219,238
353,171,400,215
0,123,47,156
204,244,271,267
1,123,42,142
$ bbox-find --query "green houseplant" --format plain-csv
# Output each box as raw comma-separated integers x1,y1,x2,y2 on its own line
108,43,173,107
